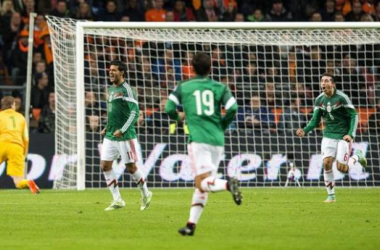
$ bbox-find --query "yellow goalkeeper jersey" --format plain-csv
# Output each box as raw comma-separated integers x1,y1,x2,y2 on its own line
0,109,29,153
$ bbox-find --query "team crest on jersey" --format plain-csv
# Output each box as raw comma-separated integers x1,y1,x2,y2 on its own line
326,102,334,120
327,102,332,113
108,92,123,102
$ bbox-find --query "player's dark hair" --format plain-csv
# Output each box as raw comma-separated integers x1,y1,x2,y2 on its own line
322,72,335,83
1,96,15,110
192,52,211,77
110,60,127,77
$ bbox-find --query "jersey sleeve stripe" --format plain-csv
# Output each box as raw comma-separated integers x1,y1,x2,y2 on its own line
122,97,138,105
225,97,236,110
344,104,355,109
352,113,358,137
169,94,180,105
337,90,353,105
123,83,134,100
120,110,136,133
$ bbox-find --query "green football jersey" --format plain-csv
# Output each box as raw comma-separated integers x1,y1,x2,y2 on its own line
105,81,139,141
165,76,238,146
303,89,358,139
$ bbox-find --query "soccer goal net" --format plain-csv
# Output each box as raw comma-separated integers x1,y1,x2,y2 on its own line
46,17,380,190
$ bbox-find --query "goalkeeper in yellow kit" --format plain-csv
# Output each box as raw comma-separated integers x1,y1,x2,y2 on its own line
0,96,40,193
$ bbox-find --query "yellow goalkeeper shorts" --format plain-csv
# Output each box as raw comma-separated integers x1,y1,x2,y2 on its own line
0,142,24,177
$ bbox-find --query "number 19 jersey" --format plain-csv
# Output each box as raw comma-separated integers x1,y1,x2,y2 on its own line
169,76,234,146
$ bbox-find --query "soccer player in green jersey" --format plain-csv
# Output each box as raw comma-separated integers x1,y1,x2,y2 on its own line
296,73,367,203
165,52,242,236
100,60,152,211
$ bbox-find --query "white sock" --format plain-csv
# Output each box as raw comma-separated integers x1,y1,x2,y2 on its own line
131,168,149,197
348,155,359,170
189,189,208,224
324,169,335,195
200,176,228,192
103,169,121,200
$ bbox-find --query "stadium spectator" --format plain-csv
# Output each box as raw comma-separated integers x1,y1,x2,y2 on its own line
86,110,101,133
136,57,160,108
147,97,171,134
85,91,100,111
33,14,47,48
136,109,146,134
297,46,326,98
123,0,145,21
195,0,221,22
173,0,195,22
345,0,365,21
334,11,345,21
120,15,130,21
211,46,227,81
98,0,122,21
33,60,46,77
0,0,15,28
37,28,53,66
10,29,29,86
0,50,11,86
278,96,307,134
310,11,322,21
262,81,283,107
319,0,336,21
222,1,238,21
152,48,182,82
72,2,94,20
234,12,245,21
237,94,275,130
266,0,293,22
31,72,50,109
240,61,262,98
362,0,376,15
145,0,166,22
50,0,70,18
368,98,380,134
361,13,374,21
85,60,105,86
335,0,352,15
21,0,35,24
340,54,367,106
39,92,56,133
247,8,266,22
165,10,175,21
181,51,195,80
12,90,24,114
1,12,23,67
371,1,380,21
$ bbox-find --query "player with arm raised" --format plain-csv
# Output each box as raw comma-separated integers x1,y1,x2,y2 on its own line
101,60,152,211
165,52,241,236
296,73,367,203
0,96,39,194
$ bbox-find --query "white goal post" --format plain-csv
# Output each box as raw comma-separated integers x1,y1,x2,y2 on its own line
46,17,380,190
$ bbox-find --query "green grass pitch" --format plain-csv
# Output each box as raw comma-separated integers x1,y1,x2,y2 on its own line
0,188,379,250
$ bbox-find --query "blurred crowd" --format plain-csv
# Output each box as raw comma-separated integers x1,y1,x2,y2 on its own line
0,0,380,136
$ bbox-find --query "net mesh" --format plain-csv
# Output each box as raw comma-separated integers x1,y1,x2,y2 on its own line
47,16,380,189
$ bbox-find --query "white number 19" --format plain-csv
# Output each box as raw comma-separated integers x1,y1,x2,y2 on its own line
193,90,214,116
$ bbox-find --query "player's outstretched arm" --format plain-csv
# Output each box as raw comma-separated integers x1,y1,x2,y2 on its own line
345,105,358,140
165,97,180,122
296,128,305,137
222,101,238,130
302,108,322,135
